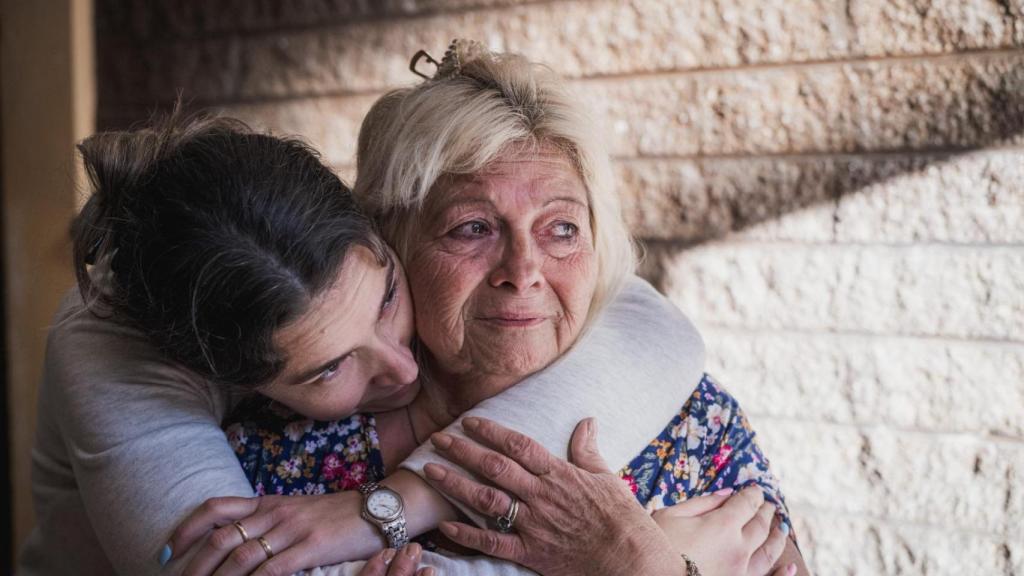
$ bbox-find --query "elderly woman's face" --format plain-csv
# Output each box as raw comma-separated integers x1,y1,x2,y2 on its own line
406,149,598,381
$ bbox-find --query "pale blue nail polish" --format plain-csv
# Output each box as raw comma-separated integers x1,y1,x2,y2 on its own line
159,544,173,566
781,522,790,535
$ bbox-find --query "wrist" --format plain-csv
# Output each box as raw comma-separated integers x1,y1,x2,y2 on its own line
329,491,387,560
385,469,459,537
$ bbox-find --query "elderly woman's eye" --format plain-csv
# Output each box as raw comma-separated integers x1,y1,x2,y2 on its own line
450,220,492,239
552,222,579,239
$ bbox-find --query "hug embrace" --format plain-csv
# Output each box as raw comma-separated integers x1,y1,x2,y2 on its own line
19,40,807,576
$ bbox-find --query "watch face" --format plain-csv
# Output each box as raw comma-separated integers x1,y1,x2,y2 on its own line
367,489,403,521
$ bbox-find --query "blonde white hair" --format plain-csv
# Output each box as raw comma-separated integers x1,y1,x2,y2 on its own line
354,43,635,318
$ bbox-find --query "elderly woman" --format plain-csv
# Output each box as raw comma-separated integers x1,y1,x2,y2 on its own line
356,41,808,576
17,113,718,576
179,42,807,576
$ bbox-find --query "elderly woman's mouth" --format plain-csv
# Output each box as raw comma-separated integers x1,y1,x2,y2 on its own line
476,314,550,328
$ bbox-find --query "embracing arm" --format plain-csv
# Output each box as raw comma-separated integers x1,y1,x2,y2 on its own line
25,292,254,576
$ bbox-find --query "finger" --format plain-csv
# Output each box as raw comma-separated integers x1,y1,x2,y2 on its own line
431,432,539,499
740,502,776,550
183,514,275,576
423,463,522,521
212,531,291,576
416,568,436,576
569,418,612,474
770,563,798,576
251,539,326,576
747,518,788,576
172,497,261,563
721,485,765,526
386,543,422,576
437,521,526,563
651,489,734,519
357,549,392,576
461,417,556,476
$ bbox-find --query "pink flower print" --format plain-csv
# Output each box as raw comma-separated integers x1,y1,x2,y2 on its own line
622,474,639,495
340,461,368,490
322,453,344,481
712,443,733,472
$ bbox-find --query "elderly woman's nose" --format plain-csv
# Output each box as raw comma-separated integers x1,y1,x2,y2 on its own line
489,233,544,291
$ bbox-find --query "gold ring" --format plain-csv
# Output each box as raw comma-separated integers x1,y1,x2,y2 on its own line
232,521,249,542
257,536,274,559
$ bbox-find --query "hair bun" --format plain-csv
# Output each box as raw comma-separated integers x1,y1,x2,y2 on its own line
436,39,490,79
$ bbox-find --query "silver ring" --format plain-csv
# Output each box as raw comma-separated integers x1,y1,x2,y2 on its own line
496,496,519,533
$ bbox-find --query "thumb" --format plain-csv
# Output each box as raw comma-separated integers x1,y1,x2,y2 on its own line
652,489,734,519
569,418,611,474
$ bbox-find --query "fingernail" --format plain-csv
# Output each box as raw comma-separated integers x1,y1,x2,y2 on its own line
787,563,797,576
422,568,436,576
431,432,452,449
781,521,790,535
439,521,458,538
423,463,447,481
158,543,172,566
405,542,422,558
587,418,597,438
382,548,397,564
714,488,734,496
462,417,480,431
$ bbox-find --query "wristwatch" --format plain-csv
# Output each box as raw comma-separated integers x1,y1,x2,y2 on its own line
358,481,409,549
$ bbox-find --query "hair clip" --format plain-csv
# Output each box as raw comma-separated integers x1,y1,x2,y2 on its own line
409,49,440,80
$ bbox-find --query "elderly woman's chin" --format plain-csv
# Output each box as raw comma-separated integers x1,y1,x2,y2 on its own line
464,315,574,378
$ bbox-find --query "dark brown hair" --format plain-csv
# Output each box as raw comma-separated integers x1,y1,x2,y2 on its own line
72,111,385,389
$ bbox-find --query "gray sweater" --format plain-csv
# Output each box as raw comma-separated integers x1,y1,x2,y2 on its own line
18,276,704,575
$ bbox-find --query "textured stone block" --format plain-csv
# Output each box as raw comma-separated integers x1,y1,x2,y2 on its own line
655,243,1024,340
590,52,1024,157
796,510,1017,576
95,0,532,38
217,95,379,167
753,420,1023,534
849,0,1023,57
703,328,1024,437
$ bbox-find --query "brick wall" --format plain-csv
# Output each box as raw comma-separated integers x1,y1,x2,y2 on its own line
95,1,1024,574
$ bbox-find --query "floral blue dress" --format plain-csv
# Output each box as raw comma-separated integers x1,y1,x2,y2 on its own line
224,374,793,533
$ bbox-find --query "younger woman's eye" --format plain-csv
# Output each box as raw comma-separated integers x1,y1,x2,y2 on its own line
318,360,342,383
449,220,492,239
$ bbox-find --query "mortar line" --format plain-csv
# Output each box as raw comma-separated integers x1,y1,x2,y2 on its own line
695,325,1024,347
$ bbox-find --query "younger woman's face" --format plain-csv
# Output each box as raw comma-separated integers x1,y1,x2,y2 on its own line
258,246,419,420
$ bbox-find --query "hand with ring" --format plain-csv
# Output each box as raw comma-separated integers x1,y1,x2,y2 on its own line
422,417,683,576
168,489,385,575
